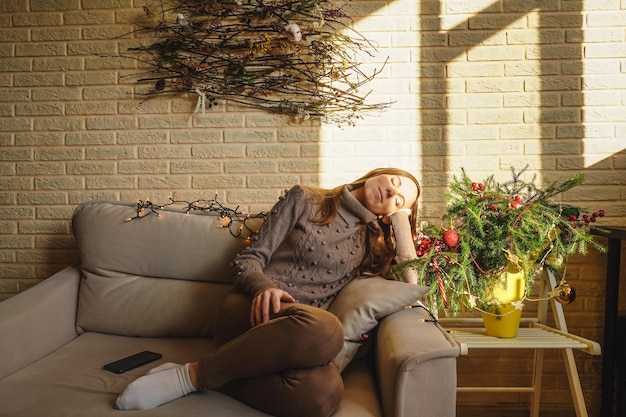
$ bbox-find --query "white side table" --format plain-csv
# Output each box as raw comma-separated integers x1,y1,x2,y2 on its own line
440,270,601,417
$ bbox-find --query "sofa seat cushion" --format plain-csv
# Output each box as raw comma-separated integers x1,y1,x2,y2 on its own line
0,332,262,417
0,332,382,417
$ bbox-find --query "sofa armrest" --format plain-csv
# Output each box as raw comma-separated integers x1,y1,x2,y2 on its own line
376,307,460,417
0,265,81,379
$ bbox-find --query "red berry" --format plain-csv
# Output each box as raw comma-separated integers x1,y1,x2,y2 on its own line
570,215,578,221
599,210,605,217
514,195,521,203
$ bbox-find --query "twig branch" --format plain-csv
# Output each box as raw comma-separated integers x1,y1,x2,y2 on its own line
110,0,390,125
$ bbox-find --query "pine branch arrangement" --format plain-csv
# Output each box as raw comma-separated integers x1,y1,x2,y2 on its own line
120,0,390,125
395,167,606,315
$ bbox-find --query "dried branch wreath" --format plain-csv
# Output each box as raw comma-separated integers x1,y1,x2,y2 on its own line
121,0,391,125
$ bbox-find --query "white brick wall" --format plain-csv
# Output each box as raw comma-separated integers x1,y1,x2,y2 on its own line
1,0,625,413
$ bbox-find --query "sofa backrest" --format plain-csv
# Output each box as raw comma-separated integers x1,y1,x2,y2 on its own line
73,200,260,338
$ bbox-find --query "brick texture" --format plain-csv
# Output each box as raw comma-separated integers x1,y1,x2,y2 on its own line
1,0,626,414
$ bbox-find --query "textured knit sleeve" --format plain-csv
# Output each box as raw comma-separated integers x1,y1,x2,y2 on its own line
232,186,308,297
389,210,418,284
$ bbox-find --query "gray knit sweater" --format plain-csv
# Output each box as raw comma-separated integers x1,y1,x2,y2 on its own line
232,184,378,309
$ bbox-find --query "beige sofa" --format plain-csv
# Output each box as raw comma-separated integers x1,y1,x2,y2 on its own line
0,200,459,417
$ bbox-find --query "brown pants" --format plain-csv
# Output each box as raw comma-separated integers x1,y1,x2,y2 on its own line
197,291,345,417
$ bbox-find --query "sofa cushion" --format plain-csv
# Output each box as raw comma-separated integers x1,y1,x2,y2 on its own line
329,277,429,372
72,200,250,283
72,200,257,337
77,274,233,337
0,332,268,417
0,332,382,417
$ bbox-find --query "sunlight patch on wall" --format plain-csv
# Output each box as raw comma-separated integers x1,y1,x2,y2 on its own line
318,0,421,187
446,9,543,179
580,8,626,168
583,138,626,167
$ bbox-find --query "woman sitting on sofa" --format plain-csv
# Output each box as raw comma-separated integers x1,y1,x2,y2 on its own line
116,167,421,417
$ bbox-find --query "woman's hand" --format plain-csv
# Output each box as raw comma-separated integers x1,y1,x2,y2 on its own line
250,288,296,327
379,208,412,224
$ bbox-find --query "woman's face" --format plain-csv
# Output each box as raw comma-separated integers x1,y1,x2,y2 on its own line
360,174,419,216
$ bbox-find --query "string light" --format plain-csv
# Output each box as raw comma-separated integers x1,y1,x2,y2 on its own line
125,196,267,241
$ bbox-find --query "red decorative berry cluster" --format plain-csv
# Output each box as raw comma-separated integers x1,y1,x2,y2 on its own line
511,195,523,209
471,182,484,192
570,209,605,228
472,181,523,209
414,229,460,257
414,233,434,257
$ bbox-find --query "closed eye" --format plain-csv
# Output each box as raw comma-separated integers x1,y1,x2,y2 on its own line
394,176,404,208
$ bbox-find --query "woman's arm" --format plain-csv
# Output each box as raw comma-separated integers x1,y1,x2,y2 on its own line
232,186,307,324
389,210,418,284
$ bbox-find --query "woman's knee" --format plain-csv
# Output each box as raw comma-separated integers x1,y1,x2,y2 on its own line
220,363,343,417
308,364,344,417
287,363,344,417
282,305,344,360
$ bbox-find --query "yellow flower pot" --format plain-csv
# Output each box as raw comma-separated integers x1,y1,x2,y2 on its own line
481,304,523,338
481,264,525,338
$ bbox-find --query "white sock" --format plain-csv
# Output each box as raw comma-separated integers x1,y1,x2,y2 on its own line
115,363,197,410
147,362,178,375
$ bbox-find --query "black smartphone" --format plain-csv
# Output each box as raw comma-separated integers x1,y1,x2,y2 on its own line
103,350,162,374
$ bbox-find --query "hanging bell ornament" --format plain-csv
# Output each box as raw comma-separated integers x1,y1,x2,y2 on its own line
551,281,576,304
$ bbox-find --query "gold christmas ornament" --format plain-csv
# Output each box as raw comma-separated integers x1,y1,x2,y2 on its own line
551,281,576,304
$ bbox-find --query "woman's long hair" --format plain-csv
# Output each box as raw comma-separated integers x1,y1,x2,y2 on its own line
302,168,420,277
